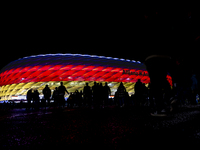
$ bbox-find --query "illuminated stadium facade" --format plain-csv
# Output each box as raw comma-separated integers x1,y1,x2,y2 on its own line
0,54,172,100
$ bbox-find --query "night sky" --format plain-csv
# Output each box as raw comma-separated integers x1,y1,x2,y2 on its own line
1,6,199,74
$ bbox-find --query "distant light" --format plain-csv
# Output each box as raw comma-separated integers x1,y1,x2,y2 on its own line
91,55,98,57
106,57,112,59
20,53,142,64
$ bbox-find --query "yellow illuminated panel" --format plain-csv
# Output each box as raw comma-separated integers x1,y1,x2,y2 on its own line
0,81,143,100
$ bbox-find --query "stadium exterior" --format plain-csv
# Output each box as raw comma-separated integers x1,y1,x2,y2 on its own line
0,54,172,101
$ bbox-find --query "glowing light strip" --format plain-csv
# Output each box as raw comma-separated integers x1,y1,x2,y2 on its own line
0,65,151,86
18,53,142,64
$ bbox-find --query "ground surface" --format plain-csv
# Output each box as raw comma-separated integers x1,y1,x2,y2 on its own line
0,105,200,149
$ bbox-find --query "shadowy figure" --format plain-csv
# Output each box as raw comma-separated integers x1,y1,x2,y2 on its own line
33,90,40,110
92,82,98,108
134,79,147,107
98,83,104,107
103,82,111,106
43,85,51,107
116,82,126,107
58,82,69,108
67,92,75,108
74,90,81,107
26,89,33,110
145,55,172,114
83,83,92,107
79,90,83,106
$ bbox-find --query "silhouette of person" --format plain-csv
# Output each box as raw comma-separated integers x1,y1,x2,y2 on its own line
145,55,172,114
117,82,126,107
92,82,98,107
79,90,83,106
83,83,92,106
103,82,111,106
43,85,51,107
58,82,69,108
74,90,81,106
98,83,104,107
26,89,33,110
33,90,40,110
134,79,147,106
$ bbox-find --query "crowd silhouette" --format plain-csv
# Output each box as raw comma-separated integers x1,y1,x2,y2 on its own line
22,80,164,110
0,70,199,112
22,69,199,112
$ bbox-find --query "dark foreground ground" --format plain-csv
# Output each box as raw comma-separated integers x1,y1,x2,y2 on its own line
0,105,200,149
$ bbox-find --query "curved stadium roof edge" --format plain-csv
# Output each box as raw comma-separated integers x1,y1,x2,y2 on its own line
0,53,145,73
19,53,141,63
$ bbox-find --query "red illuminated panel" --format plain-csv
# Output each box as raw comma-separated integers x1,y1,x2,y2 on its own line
93,71,105,78
49,65,62,71
72,70,87,77
71,65,85,70
1,70,8,77
0,64,158,87
82,66,95,71
37,70,54,79
101,72,115,78
19,66,30,73
111,72,122,78
38,65,52,71
60,65,74,70
6,69,15,75
120,74,129,80
29,66,42,72
28,71,44,78
12,68,22,74
93,66,105,71
111,68,122,72
83,71,98,78
102,67,113,72
62,70,76,76
50,70,65,77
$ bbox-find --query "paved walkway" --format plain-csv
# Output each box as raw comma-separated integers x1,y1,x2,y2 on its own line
0,105,200,149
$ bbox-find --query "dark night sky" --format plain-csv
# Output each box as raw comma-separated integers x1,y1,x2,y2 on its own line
1,5,199,74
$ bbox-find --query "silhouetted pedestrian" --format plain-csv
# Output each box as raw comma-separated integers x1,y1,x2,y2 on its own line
116,82,126,107
67,93,75,108
26,89,33,110
79,90,83,106
145,55,173,115
33,90,40,110
83,83,92,106
98,83,104,107
74,90,81,107
134,79,147,106
58,82,69,108
43,85,51,107
92,82,98,107
103,82,111,106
